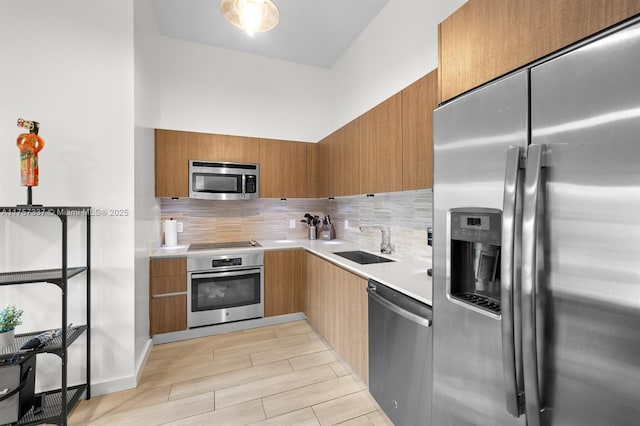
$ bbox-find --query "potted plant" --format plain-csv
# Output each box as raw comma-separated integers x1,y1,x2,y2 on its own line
0,304,23,348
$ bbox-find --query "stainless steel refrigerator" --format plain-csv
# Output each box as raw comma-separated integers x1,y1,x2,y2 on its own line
432,18,640,426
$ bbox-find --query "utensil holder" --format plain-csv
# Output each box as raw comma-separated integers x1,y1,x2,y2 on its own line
320,224,336,240
309,226,317,240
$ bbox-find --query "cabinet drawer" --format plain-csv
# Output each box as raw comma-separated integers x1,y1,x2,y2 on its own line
150,258,186,277
151,275,187,296
150,295,187,335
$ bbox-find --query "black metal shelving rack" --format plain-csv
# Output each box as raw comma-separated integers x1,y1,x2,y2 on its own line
0,206,91,426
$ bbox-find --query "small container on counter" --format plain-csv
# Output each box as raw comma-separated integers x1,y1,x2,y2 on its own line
320,224,336,240
309,225,317,240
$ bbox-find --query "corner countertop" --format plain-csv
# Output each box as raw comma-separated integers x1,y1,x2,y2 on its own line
150,239,432,306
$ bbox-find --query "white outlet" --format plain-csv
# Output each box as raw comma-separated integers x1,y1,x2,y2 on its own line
289,219,296,229
344,219,349,229
177,222,184,233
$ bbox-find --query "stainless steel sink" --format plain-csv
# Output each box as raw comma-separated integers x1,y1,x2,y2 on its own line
333,250,395,265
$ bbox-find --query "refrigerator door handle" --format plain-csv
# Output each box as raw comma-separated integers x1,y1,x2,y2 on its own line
501,145,524,417
522,144,544,426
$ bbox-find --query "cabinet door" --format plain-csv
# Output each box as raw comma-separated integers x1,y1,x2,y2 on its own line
259,140,309,198
360,94,402,194
303,252,335,341
339,119,362,196
316,132,339,197
302,252,368,383
306,142,319,198
264,250,304,317
439,0,640,102
188,132,260,163
402,70,437,190
150,258,187,335
150,295,187,335
155,129,189,198
320,119,361,197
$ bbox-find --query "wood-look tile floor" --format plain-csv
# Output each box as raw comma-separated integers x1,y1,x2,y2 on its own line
69,320,393,425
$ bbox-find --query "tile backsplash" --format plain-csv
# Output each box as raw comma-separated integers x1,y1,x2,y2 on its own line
160,189,432,262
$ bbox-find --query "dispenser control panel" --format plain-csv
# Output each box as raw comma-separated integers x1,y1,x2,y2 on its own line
451,211,501,244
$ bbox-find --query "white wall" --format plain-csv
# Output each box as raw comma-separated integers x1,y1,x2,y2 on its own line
134,0,162,380
153,37,332,142
330,0,467,129
147,0,465,141
0,0,136,395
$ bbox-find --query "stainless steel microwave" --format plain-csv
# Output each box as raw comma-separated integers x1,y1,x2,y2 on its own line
189,160,259,200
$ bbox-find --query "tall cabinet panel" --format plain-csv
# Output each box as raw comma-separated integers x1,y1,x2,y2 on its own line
402,71,437,190
360,94,403,194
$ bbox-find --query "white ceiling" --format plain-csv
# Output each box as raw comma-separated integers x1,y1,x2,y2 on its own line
151,0,390,68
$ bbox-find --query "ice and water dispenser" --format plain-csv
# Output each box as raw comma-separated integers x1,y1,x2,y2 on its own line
449,208,502,315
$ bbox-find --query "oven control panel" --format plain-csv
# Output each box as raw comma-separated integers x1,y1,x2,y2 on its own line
187,251,264,272
212,258,242,267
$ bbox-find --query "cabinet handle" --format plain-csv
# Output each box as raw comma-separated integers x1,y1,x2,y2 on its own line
152,292,187,298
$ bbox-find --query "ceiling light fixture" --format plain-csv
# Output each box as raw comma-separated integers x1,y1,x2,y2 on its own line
220,0,280,37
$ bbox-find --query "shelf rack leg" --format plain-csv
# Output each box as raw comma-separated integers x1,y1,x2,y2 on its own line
86,212,91,399
61,213,68,424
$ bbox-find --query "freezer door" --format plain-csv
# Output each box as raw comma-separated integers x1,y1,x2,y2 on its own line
432,71,528,426
529,20,640,426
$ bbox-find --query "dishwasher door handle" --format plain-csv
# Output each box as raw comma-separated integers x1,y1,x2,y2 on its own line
367,287,431,328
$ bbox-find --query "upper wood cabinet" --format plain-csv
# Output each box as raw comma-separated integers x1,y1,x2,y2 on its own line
306,143,319,198
439,0,640,102
264,250,305,317
188,132,260,163
402,70,437,190
317,118,362,197
334,119,362,197
317,76,438,196
360,93,403,194
155,129,189,198
259,139,309,198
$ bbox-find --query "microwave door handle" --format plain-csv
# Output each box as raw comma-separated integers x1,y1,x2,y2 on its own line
522,143,545,426
501,145,525,417
241,174,246,199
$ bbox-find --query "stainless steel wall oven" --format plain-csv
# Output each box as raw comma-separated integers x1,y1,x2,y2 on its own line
187,251,264,328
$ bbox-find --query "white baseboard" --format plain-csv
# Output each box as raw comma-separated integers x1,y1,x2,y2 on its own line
135,338,153,384
90,375,137,397
88,338,153,397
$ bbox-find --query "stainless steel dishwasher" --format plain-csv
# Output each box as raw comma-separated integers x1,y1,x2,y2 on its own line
368,279,432,426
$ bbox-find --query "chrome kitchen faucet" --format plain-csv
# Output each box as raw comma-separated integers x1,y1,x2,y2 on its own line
359,225,392,254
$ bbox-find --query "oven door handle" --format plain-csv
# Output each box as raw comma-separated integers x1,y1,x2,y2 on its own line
190,268,262,280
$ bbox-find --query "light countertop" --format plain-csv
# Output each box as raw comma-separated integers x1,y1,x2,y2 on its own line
151,239,432,306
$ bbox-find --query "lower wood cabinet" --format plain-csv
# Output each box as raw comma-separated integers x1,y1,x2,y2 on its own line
302,252,369,384
150,258,187,335
264,250,304,317
150,295,187,335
